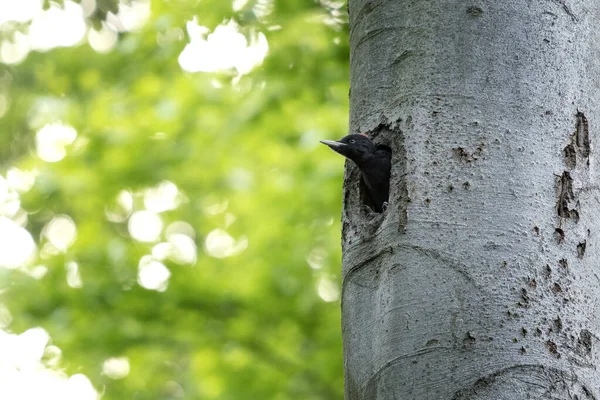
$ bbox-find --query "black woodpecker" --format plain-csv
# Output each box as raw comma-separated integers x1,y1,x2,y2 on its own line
320,133,391,213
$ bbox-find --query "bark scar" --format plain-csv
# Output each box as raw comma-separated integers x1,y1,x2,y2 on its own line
556,171,578,221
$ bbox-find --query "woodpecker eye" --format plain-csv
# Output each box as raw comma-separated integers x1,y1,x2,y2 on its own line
350,139,355,144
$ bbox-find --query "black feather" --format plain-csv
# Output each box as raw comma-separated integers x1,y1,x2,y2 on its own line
320,134,391,212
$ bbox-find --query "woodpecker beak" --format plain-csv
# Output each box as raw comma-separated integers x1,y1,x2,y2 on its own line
320,140,347,152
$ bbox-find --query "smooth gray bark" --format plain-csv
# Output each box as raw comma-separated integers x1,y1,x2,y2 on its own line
343,1,600,399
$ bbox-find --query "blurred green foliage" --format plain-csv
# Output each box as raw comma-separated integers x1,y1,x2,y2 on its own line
0,0,349,398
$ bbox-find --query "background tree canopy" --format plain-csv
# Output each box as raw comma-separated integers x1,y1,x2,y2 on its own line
0,0,348,398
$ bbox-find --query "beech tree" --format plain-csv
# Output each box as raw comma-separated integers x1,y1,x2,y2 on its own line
343,1,600,398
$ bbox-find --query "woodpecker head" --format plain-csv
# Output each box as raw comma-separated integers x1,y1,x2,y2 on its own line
320,133,376,164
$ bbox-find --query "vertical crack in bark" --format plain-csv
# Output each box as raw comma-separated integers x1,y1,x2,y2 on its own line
577,241,586,258
575,111,590,159
556,111,590,231
564,144,576,169
556,171,577,221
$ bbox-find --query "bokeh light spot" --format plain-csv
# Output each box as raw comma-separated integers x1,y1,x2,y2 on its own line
29,1,87,51
105,190,134,222
16,328,49,369
0,217,35,269
65,374,97,400
179,18,268,76
202,199,228,216
7,168,37,193
306,247,327,270
0,0,42,24
232,0,249,11
102,357,130,379
151,242,172,261
166,221,196,239
128,211,162,242
44,215,77,252
144,181,180,213
88,24,118,53
36,123,78,163
66,261,82,288
317,277,340,302
106,0,151,32
168,233,197,265
0,31,30,65
138,256,171,291
204,229,248,259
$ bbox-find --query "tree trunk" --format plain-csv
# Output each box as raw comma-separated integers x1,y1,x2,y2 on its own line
343,1,600,398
